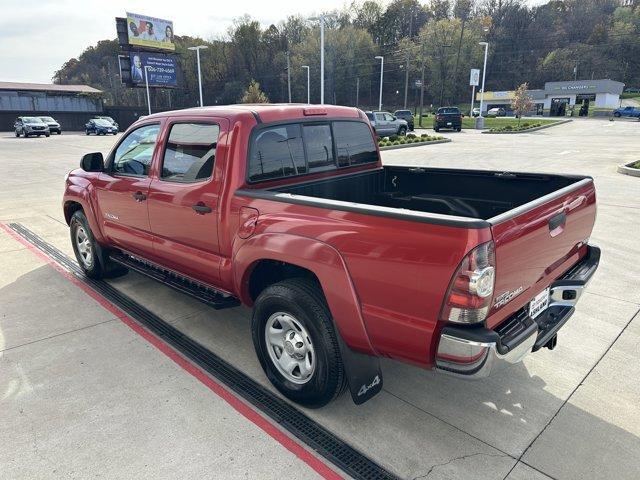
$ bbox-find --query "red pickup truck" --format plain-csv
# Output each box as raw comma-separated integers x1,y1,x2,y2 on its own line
63,104,599,407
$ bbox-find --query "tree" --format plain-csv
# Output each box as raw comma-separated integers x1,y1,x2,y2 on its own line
511,82,533,125
240,80,269,103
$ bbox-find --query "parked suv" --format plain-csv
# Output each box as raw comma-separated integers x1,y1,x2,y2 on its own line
14,117,50,137
364,111,408,136
433,107,462,132
39,116,62,135
393,110,414,131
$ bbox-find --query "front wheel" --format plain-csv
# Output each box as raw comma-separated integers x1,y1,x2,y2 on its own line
85,130,90,135
252,278,346,408
45,133,50,137
614,112,621,118
70,211,103,279
15,130,20,137
398,126,407,136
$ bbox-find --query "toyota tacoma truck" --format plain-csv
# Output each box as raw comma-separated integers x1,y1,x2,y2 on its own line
63,104,599,408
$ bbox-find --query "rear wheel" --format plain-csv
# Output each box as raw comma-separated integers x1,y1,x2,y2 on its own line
614,112,621,118
15,130,20,137
85,130,90,135
434,127,440,132
252,278,346,408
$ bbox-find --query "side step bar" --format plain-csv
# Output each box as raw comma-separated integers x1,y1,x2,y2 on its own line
109,252,240,310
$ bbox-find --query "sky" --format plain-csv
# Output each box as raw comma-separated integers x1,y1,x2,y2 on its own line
0,0,549,84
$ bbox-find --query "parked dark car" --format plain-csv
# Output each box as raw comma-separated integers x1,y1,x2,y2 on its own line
612,106,640,118
433,107,462,132
393,110,414,131
85,119,118,135
94,116,119,131
39,116,62,134
14,117,50,137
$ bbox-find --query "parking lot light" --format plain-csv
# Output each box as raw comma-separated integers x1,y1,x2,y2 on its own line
188,45,209,107
375,56,384,110
478,41,489,128
144,65,152,115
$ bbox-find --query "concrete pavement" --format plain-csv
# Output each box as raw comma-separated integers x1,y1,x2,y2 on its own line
1,119,639,479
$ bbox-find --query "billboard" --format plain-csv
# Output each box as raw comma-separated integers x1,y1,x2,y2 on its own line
129,52,178,87
126,12,175,51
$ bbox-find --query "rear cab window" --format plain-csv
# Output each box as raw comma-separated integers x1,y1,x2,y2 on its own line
438,107,461,115
248,120,377,183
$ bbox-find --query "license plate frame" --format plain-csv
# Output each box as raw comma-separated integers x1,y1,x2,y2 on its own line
529,288,550,319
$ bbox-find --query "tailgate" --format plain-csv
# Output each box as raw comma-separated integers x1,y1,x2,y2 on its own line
486,178,596,329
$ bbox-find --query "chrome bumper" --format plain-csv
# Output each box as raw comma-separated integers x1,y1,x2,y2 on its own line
435,245,600,379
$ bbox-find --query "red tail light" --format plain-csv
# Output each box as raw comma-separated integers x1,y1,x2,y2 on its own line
436,114,444,121
440,241,495,324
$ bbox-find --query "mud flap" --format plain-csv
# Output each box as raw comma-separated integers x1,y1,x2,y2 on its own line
336,332,383,405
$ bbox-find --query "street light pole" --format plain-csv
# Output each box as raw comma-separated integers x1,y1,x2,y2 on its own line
302,65,310,104
188,45,209,107
144,65,152,115
479,41,489,118
375,55,384,110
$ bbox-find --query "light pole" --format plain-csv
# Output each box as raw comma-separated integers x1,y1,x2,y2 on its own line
188,45,208,107
309,14,336,104
375,55,384,110
301,65,310,104
144,65,152,115
478,41,489,121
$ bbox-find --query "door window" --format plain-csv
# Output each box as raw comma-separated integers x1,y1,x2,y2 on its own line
374,113,385,122
384,113,394,121
111,124,160,176
161,123,219,182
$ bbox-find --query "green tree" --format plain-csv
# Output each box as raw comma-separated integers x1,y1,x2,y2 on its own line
240,80,269,103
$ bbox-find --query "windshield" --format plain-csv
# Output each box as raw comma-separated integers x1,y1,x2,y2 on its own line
93,119,112,126
98,117,115,123
23,117,44,123
40,117,55,122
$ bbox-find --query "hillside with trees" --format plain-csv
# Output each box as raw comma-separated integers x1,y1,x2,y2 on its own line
54,0,640,111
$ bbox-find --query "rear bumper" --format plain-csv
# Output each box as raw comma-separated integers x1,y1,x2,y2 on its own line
435,245,600,379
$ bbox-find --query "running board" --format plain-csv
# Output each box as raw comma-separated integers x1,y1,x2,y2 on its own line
109,252,240,310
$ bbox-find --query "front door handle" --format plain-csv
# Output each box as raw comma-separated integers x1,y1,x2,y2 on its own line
132,191,147,202
192,203,213,214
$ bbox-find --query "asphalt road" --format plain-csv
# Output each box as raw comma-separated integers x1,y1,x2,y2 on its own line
0,118,638,480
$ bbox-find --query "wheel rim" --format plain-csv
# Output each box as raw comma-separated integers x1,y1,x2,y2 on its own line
265,312,315,385
75,225,94,269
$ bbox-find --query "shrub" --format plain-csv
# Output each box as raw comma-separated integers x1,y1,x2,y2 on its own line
522,122,530,127
421,133,429,138
407,133,417,138
389,135,399,142
504,125,513,131
392,140,400,145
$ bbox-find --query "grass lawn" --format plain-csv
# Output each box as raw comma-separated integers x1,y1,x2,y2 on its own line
621,93,640,101
461,117,556,129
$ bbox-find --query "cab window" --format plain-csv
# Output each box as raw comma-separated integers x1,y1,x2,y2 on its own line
111,124,160,176
161,123,219,182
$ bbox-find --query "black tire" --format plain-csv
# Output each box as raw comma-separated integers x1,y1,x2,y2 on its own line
45,133,50,137
614,112,621,118
85,130,90,135
456,126,462,132
398,126,407,136
15,130,20,137
70,210,105,279
434,127,440,132
252,278,347,408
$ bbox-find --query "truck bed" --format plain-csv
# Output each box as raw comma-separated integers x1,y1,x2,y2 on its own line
270,166,586,222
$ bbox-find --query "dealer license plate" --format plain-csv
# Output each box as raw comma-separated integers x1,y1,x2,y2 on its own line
529,288,550,319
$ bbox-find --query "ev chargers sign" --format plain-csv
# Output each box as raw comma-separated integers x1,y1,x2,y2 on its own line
470,69,480,86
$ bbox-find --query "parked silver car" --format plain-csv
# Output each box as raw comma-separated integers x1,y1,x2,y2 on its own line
364,111,408,136
14,117,50,137
39,116,62,134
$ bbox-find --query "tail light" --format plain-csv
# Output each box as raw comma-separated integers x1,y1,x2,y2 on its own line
440,241,495,324
436,114,443,121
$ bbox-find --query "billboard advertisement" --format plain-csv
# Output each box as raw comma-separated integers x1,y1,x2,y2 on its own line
129,52,178,87
126,12,175,51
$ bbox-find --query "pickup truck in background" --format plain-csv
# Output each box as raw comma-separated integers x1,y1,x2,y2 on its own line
63,104,599,408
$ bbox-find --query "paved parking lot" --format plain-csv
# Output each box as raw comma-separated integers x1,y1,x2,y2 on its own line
1,119,638,479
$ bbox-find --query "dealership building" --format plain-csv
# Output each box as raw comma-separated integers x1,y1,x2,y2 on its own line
0,82,104,131
477,79,625,117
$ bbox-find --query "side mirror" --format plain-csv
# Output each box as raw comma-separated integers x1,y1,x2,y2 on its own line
80,152,104,172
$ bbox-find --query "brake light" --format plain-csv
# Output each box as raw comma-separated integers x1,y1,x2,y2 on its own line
436,114,443,121
440,241,495,324
303,107,327,116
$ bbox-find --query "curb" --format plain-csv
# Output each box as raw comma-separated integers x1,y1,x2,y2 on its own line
379,138,451,150
481,119,572,134
617,161,640,178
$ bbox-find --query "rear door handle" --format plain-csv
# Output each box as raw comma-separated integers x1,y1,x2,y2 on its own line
132,191,147,202
192,203,213,214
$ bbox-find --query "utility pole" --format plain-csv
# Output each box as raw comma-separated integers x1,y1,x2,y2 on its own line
301,65,310,104
403,7,414,109
286,51,292,103
419,59,425,127
356,77,360,108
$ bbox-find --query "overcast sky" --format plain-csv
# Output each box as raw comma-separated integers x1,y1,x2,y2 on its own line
0,0,549,84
